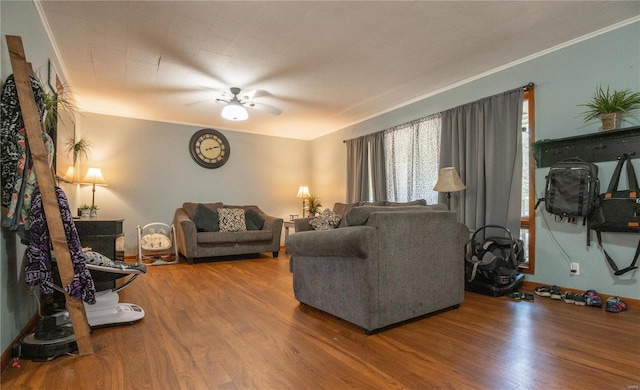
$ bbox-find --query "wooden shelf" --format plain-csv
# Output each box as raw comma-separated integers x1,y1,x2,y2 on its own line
531,125,640,168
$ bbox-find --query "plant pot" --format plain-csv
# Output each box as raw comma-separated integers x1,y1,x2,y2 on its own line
90,209,98,219
601,112,621,131
80,209,90,219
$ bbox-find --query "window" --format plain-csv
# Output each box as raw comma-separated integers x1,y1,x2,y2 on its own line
384,114,441,203
520,88,535,273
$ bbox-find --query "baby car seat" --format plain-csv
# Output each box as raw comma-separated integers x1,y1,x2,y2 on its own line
465,225,525,296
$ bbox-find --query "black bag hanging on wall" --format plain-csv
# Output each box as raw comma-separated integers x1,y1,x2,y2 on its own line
536,157,599,220
588,154,640,275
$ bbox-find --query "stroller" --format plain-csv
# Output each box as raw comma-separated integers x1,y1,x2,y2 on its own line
465,225,525,296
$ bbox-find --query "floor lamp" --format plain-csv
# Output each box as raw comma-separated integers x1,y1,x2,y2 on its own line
433,167,466,209
296,186,310,217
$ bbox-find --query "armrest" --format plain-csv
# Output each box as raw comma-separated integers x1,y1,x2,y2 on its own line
173,208,197,257
285,226,377,259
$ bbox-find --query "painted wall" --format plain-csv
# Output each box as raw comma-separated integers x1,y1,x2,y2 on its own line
310,20,640,300
65,112,310,255
0,0,65,354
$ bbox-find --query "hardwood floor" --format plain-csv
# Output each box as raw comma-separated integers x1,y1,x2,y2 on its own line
2,253,639,389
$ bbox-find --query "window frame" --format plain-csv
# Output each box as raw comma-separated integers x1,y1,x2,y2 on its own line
520,88,536,274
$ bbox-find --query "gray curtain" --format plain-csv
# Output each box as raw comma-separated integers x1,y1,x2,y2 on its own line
346,132,387,203
440,88,524,235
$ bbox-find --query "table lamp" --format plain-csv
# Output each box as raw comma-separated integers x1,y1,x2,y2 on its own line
296,186,310,217
82,167,108,208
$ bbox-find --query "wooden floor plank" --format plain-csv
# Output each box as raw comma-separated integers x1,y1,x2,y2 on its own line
2,253,639,389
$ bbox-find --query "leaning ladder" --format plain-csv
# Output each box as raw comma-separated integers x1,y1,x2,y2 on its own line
6,35,93,355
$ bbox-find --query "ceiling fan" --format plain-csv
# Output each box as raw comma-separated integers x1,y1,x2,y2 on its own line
216,87,282,121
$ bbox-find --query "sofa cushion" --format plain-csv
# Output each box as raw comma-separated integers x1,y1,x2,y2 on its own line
384,199,427,206
197,230,273,244
218,208,247,232
332,202,358,227
183,202,223,220
309,209,342,230
245,209,265,230
345,204,446,226
193,203,220,232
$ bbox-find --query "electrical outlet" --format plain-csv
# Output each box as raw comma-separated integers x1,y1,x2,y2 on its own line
570,262,581,276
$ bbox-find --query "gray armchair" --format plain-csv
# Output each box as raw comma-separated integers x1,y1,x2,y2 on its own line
286,205,468,333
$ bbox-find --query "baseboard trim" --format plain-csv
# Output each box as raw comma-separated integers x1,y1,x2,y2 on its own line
1,309,40,373
522,281,640,309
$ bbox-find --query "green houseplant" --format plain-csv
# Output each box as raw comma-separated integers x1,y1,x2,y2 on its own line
306,194,323,217
580,85,640,131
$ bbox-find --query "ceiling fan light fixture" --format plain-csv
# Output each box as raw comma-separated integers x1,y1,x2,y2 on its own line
221,98,248,121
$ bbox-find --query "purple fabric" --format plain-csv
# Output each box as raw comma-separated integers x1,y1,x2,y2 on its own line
26,186,96,304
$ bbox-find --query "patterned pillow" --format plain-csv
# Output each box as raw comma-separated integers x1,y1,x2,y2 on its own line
218,208,247,232
309,208,342,230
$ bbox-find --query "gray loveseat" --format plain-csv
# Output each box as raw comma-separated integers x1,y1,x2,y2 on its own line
174,202,283,264
285,202,468,333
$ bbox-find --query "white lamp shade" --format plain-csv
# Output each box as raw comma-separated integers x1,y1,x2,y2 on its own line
296,186,310,198
82,167,108,185
221,101,248,121
433,167,465,192
61,166,75,182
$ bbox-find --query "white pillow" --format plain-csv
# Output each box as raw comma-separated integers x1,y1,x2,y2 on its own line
218,208,247,232
141,233,172,250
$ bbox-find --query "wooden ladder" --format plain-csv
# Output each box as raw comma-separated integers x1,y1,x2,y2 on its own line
6,35,93,355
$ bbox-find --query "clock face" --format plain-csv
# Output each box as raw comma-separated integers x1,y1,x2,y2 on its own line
189,129,230,169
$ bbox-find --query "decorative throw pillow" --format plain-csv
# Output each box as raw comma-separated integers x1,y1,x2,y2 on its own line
193,203,219,232
218,208,247,232
245,209,265,230
309,208,342,230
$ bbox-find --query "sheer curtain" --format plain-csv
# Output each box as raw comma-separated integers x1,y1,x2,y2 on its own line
440,88,524,234
346,132,386,203
384,114,441,204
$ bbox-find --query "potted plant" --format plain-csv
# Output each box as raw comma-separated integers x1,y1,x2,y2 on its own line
306,194,322,217
89,204,99,219
580,85,640,131
65,135,92,167
78,204,91,219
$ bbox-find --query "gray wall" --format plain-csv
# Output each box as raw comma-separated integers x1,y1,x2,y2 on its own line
309,20,640,300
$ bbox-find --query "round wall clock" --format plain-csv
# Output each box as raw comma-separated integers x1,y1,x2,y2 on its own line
189,128,231,169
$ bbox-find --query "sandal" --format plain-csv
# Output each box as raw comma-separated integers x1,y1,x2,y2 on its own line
550,285,562,300
573,293,586,306
534,285,551,297
561,291,575,304
605,297,628,313
585,290,602,308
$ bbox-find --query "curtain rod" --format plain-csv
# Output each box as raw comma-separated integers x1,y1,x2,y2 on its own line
343,82,535,143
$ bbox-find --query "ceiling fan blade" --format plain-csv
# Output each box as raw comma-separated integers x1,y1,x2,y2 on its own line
247,102,282,116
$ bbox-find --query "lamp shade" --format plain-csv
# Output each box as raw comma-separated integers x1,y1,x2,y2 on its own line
82,167,108,185
433,167,465,192
221,100,248,121
296,186,310,198
61,166,75,182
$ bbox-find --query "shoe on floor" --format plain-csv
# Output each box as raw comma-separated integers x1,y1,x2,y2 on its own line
550,285,562,300
561,291,575,304
534,285,551,297
605,297,628,313
585,290,602,308
573,294,586,306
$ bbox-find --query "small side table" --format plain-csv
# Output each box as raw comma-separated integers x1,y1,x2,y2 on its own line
283,221,295,241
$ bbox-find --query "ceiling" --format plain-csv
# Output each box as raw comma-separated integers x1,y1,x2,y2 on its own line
37,1,640,140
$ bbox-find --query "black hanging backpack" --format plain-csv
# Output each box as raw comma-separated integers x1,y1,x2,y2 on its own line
535,157,600,223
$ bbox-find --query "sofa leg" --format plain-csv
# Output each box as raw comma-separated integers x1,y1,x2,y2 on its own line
272,251,279,258
187,257,194,265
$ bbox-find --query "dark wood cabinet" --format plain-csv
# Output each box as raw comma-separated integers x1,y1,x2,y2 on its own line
73,219,124,260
